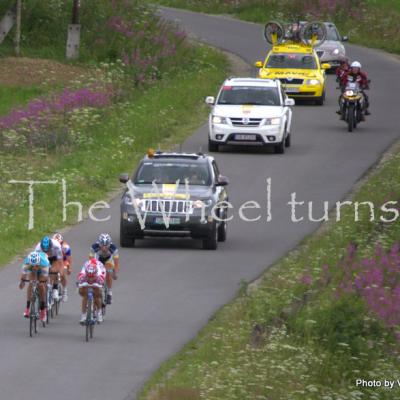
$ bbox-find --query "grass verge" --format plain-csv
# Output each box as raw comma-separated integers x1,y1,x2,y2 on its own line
0,44,228,267
138,144,400,398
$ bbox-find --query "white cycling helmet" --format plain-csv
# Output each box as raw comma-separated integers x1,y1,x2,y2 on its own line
351,61,362,69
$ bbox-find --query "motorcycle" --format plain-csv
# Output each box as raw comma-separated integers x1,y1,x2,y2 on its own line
339,81,365,132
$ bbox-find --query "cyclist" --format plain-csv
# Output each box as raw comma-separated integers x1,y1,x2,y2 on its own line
35,236,63,301
19,251,49,322
77,258,106,323
52,233,72,302
89,233,119,305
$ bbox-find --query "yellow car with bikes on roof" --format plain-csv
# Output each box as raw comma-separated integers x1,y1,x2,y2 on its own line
255,20,331,105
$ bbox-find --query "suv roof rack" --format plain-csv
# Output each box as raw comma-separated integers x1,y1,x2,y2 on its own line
150,152,205,160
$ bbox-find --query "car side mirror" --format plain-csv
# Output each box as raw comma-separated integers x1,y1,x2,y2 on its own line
216,176,229,186
284,98,295,106
205,96,215,105
254,61,263,68
119,173,129,184
322,63,331,70
342,36,348,42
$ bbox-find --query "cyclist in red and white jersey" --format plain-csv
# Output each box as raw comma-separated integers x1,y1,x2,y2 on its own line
77,259,106,323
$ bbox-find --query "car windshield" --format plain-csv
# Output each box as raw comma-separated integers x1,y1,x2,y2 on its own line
326,26,340,41
135,162,211,186
217,86,280,106
266,53,317,69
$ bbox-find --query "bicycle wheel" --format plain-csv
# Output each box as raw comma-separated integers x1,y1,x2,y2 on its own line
300,22,327,46
30,288,40,336
102,285,107,317
264,21,284,44
85,296,93,342
29,304,36,337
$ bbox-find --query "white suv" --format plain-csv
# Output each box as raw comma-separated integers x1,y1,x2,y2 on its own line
206,77,294,153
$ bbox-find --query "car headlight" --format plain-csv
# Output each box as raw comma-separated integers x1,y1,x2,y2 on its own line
212,116,228,124
262,117,281,126
193,199,212,208
306,79,320,85
332,48,340,55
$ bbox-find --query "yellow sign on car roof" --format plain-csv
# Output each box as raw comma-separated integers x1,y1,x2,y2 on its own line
272,42,313,54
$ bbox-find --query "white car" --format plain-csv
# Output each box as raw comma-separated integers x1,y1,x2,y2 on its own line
206,77,294,153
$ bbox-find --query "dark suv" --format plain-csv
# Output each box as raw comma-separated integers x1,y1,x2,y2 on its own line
119,151,229,250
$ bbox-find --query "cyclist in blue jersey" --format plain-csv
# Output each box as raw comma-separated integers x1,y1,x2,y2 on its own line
19,251,50,322
89,233,119,305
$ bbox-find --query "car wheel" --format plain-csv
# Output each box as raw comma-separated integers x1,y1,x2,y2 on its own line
203,222,218,250
120,220,135,248
315,90,325,106
217,219,227,242
285,132,291,147
208,138,219,152
274,140,285,154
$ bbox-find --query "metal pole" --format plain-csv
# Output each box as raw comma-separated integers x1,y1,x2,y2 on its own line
14,0,22,56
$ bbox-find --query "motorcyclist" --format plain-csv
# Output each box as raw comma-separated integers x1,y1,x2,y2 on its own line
340,61,370,116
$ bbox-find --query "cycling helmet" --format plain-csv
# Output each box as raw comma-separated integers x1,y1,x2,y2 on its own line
350,61,361,69
40,236,53,252
29,251,41,266
52,233,64,244
84,259,98,279
98,233,111,246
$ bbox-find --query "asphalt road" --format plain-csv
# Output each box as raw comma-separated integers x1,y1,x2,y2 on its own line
1,7,399,400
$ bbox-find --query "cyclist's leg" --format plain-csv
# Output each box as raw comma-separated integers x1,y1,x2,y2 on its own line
105,260,114,304
78,287,88,322
50,258,62,298
60,261,69,301
78,287,88,313
93,287,103,321
37,269,48,321
23,271,33,317
105,261,113,289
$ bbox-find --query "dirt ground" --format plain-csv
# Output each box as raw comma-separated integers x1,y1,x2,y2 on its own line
0,57,91,86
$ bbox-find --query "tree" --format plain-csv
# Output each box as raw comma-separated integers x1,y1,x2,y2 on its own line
14,0,22,56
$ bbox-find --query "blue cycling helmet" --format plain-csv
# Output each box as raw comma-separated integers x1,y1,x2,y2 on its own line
29,251,41,266
40,236,53,252
98,233,111,246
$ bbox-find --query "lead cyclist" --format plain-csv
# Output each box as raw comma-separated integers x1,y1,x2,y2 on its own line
19,251,50,322
89,233,120,305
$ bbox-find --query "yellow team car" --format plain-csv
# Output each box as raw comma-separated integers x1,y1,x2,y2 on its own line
255,42,330,105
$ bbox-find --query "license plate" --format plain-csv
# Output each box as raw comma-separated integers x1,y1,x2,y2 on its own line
285,87,300,93
235,134,257,141
154,217,181,225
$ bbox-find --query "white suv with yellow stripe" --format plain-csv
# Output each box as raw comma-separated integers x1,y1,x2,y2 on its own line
206,77,294,153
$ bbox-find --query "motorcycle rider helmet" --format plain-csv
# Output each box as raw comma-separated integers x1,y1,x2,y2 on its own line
350,61,361,69
29,251,41,266
98,233,111,247
40,236,53,252
52,233,64,244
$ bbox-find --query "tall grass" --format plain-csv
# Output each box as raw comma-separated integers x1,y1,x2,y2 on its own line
0,86,44,116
